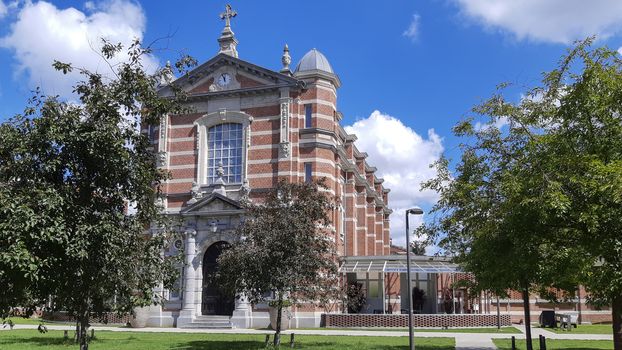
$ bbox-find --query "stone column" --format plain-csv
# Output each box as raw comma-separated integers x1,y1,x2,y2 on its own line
230,293,252,328
177,229,197,327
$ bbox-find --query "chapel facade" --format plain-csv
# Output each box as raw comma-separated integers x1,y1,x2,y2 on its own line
144,5,392,328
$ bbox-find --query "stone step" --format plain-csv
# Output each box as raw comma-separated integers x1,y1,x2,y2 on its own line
179,315,233,329
194,315,231,321
181,322,232,329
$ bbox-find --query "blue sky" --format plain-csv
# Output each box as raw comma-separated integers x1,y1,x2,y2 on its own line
1,0,622,247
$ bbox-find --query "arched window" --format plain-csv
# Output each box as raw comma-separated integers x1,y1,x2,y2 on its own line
207,123,243,184
194,110,252,186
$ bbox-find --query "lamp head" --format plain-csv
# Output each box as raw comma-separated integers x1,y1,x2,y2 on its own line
407,207,424,215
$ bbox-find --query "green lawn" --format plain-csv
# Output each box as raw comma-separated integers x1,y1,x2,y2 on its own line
494,338,613,350
0,330,455,350
539,324,613,334
287,327,520,334
3,317,124,327
3,317,51,326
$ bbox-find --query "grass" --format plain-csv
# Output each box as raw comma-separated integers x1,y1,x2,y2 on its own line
539,324,613,334
3,317,52,326
286,327,520,333
494,339,614,350
0,329,455,350
3,317,123,327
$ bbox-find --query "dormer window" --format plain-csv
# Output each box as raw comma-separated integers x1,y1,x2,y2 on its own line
207,123,243,184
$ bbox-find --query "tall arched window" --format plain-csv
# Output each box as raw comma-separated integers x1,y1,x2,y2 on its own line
207,123,243,184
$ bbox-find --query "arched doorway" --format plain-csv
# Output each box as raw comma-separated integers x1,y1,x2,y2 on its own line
201,241,235,316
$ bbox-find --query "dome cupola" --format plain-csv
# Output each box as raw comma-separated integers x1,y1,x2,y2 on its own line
293,48,341,88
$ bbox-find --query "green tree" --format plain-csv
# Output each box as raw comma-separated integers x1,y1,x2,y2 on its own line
0,39,193,350
410,240,427,255
418,42,606,349
216,180,338,347
528,40,622,349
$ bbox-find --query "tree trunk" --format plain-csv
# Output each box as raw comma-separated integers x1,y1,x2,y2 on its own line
522,288,533,350
273,295,283,347
78,309,89,350
613,294,622,350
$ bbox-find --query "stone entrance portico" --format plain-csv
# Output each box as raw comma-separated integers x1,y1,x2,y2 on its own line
173,190,252,328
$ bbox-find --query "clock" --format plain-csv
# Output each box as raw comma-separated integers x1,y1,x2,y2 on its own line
217,73,231,87
174,239,183,250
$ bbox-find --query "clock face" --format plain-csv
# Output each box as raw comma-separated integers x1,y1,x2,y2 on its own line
173,239,183,250
217,73,231,87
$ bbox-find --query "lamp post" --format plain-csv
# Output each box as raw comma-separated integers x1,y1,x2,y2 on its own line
405,207,423,350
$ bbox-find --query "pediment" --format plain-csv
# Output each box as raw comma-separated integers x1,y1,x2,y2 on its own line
181,193,243,215
163,53,302,96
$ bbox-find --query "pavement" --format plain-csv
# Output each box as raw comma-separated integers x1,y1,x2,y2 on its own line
1,324,614,349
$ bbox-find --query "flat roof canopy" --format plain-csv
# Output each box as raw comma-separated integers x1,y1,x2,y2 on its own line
339,255,461,274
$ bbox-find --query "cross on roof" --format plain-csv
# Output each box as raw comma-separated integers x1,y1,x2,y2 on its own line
220,4,237,28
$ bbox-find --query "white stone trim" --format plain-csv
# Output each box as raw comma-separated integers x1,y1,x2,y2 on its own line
249,144,280,150
170,124,195,130
169,150,197,156
298,157,336,166
168,164,196,170
247,171,336,182
169,137,195,143
252,115,281,121
299,99,336,110
167,178,195,184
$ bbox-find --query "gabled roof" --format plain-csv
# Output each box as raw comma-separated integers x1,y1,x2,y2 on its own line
181,192,244,216
160,53,304,95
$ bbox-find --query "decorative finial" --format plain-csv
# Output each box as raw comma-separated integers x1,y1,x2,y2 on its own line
280,44,291,74
217,4,239,58
220,4,237,28
216,161,225,179
159,60,174,86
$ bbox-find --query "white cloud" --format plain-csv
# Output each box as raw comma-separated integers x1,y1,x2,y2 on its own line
345,110,444,248
474,116,508,131
0,1,7,18
453,0,622,44
403,14,421,41
1,0,158,98
618,47,622,56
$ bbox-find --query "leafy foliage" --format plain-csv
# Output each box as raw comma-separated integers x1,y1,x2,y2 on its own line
0,39,194,349
215,179,338,346
417,38,622,349
345,283,366,314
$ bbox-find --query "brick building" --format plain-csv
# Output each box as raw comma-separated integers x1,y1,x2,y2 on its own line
143,6,392,328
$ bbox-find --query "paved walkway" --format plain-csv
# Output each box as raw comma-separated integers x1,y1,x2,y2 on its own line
454,334,497,349
2,324,614,349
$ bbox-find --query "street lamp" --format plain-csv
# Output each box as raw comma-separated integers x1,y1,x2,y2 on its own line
405,206,424,350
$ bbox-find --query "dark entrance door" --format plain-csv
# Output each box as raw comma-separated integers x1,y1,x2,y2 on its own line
201,241,234,316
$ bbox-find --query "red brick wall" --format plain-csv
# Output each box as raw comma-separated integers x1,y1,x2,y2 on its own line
323,314,512,328
161,70,392,260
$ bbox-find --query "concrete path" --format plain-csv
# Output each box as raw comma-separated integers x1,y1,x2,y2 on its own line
454,334,497,349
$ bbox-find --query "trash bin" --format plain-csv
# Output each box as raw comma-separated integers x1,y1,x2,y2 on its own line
539,310,556,328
